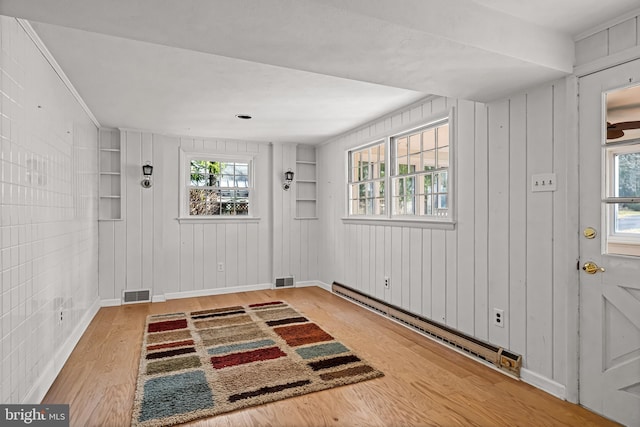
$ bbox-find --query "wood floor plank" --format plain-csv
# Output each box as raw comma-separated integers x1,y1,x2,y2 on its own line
41,287,620,426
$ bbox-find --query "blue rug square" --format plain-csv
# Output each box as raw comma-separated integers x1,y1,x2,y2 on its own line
139,370,213,422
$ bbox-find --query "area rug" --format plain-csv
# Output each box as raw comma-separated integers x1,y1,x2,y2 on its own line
131,301,384,427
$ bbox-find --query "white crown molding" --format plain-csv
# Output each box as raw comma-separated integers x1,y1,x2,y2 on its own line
17,18,101,128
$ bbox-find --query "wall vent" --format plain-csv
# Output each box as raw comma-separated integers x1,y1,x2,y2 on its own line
274,276,295,288
332,282,522,378
122,289,151,304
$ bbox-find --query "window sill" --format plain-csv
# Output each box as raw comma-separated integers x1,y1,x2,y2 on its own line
177,216,261,224
341,216,455,230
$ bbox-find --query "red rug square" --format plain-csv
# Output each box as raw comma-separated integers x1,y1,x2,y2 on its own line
210,347,286,369
274,323,334,347
148,319,187,333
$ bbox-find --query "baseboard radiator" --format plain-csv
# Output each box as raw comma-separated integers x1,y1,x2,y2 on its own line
332,282,522,378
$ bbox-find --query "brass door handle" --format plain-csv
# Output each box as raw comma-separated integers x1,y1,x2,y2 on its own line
582,262,605,274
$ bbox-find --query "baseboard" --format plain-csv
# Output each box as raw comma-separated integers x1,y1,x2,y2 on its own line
100,298,121,307
23,297,101,404
163,283,273,300
296,280,332,292
520,368,566,400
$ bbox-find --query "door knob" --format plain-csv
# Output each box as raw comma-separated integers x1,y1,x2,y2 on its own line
582,262,605,274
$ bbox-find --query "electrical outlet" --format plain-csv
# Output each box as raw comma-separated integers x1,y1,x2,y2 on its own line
493,308,505,328
384,277,390,289
58,309,63,325
217,262,224,272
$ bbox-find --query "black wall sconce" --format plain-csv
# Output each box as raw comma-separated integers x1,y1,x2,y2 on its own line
141,162,153,188
283,169,294,191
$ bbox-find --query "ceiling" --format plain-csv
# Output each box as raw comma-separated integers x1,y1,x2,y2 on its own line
1,0,639,144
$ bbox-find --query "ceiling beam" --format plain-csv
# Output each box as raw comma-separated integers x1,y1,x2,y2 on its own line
0,0,574,101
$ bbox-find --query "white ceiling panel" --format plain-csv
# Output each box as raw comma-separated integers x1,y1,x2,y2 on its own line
30,22,425,143
1,0,639,143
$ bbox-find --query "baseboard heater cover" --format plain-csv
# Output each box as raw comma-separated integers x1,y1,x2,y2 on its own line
332,282,522,377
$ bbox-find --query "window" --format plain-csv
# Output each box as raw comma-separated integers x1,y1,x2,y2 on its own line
604,85,640,255
392,121,449,217
346,116,452,223
348,141,386,215
180,152,253,218
605,143,640,252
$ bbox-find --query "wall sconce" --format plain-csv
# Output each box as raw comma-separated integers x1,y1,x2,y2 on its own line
141,162,153,188
283,169,294,191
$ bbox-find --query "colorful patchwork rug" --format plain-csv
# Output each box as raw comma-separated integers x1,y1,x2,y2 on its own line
131,301,384,427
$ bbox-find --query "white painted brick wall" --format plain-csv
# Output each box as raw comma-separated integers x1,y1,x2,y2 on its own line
0,16,99,403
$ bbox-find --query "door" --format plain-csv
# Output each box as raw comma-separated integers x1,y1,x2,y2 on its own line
579,59,640,427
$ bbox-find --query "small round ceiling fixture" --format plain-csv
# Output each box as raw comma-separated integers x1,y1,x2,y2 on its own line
236,114,252,120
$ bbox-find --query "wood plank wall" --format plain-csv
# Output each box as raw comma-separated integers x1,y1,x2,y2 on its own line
98,135,319,302
317,82,570,387
271,143,319,282
575,12,640,67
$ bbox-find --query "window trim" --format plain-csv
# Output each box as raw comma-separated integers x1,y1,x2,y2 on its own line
390,117,451,218
347,139,387,217
344,109,455,227
178,149,257,221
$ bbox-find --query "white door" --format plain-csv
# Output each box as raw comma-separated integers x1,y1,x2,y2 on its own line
579,59,640,427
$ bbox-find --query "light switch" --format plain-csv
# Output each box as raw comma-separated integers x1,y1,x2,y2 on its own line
531,173,557,192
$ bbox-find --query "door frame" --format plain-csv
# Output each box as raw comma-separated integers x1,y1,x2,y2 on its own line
564,74,581,404
571,58,640,408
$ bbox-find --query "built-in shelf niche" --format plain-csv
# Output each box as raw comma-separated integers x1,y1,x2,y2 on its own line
98,129,123,220
295,145,317,219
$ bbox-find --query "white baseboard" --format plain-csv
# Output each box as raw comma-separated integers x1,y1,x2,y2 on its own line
163,283,273,300
101,282,333,306
23,297,101,404
296,280,332,292
520,368,566,400
100,298,121,307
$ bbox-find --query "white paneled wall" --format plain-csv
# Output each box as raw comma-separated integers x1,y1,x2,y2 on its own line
0,17,99,403
99,131,277,301
318,84,570,386
575,12,640,69
99,135,319,300
271,143,319,283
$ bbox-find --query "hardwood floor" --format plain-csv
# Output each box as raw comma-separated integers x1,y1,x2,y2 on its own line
42,287,619,426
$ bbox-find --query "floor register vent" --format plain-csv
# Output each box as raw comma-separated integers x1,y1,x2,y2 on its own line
274,276,295,288
332,282,522,378
122,289,151,304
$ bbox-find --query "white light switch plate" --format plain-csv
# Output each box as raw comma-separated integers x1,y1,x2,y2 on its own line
531,173,557,192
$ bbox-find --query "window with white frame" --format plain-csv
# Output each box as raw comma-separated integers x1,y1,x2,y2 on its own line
181,152,253,217
605,142,640,253
348,141,386,215
346,117,452,221
392,120,449,217
604,85,640,256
